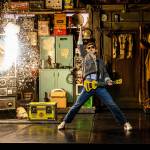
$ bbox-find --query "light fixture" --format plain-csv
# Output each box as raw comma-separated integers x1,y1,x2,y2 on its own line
0,22,20,73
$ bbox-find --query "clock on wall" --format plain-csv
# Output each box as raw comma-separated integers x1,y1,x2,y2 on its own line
101,14,108,22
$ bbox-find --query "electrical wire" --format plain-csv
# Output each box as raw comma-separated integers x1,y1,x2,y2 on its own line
88,112,96,144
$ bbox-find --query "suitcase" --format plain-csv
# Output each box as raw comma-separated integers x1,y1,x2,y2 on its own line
28,102,57,120
50,89,67,108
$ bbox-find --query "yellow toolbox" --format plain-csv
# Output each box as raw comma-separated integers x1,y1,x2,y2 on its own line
28,102,57,120
50,89,67,108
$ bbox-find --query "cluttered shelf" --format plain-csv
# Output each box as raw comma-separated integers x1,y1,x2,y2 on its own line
1,8,87,15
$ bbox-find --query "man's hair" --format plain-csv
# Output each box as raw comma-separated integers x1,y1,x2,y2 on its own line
140,39,150,48
86,42,96,48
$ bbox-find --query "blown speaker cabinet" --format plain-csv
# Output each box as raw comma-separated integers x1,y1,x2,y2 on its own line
0,67,17,110
28,102,57,121
0,97,16,110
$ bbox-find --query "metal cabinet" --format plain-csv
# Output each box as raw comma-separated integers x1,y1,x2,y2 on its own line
56,35,73,67
39,36,55,68
39,69,73,103
40,35,73,68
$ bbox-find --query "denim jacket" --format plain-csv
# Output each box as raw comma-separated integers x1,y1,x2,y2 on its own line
79,45,111,82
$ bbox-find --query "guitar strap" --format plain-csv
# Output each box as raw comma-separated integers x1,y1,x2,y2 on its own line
96,59,100,81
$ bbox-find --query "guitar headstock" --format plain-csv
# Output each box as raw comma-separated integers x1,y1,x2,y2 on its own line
114,79,122,84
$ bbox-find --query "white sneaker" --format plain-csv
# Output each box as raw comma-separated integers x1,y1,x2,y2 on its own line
124,122,133,131
58,121,66,130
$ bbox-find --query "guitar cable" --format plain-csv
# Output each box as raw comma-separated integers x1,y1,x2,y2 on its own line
88,111,96,144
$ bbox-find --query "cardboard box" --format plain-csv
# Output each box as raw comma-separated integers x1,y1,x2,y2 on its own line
54,14,66,29
45,0,62,10
29,1,45,10
9,2,29,11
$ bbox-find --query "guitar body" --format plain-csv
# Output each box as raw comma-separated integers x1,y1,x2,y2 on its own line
84,79,122,92
83,80,98,92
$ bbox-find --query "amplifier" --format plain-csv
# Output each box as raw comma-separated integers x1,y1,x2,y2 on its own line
0,77,17,88
0,77,17,97
0,97,16,110
28,102,57,121
0,88,17,97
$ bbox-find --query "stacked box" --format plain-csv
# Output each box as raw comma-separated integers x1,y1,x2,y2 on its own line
28,102,57,120
29,1,45,11
45,0,62,10
54,14,67,35
64,0,74,10
9,2,29,11
76,84,93,108
82,96,93,108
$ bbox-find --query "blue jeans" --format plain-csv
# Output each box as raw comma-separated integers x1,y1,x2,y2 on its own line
63,87,127,125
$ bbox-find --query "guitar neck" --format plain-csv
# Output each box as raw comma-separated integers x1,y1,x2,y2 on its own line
97,80,122,87
97,81,106,87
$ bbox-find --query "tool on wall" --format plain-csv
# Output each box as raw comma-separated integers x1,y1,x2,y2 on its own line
112,33,133,59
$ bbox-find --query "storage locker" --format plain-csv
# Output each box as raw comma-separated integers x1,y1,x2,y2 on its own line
55,35,73,68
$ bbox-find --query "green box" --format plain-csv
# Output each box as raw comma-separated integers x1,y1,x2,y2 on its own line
76,96,93,108
83,96,93,108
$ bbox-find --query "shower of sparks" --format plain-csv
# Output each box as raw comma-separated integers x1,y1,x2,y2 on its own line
0,2,40,92
17,31,39,91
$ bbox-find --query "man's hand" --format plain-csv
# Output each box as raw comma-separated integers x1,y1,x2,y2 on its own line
107,80,113,86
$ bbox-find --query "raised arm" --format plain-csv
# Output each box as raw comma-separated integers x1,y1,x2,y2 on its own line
77,26,86,57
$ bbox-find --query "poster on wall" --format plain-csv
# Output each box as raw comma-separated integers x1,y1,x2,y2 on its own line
38,21,50,36
27,32,37,46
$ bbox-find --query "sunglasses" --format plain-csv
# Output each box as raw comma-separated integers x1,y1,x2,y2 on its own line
87,45,95,49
